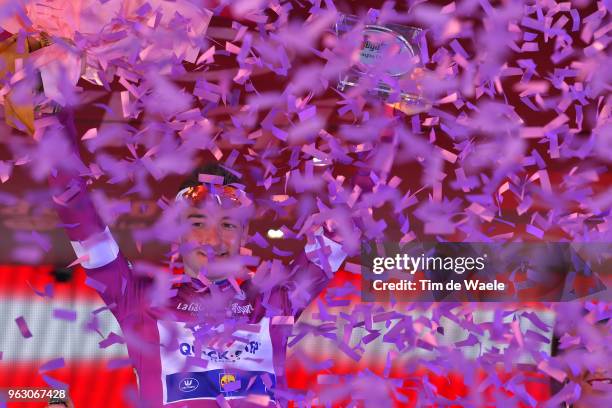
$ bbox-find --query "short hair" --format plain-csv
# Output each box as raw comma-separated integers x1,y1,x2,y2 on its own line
178,162,242,193
47,397,68,407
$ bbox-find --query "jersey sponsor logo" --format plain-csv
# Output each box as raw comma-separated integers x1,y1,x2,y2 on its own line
179,341,261,363
164,370,276,402
231,302,254,315
158,316,276,403
175,301,253,316
176,302,202,312
219,373,238,392
178,377,199,392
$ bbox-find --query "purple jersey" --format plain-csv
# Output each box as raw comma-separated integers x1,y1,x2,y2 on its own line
48,109,347,407
83,248,296,407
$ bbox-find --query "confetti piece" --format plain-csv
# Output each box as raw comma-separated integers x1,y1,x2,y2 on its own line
455,333,479,347
526,224,544,239
336,341,362,361
570,9,580,32
0,160,12,183
537,360,567,383
39,358,65,373
198,174,225,184
250,232,269,248
271,316,294,325
85,276,108,293
223,379,241,392
26,281,54,298
81,128,98,141
99,332,125,348
245,394,271,406
261,373,273,389
215,394,231,408
0,3,606,407
107,358,132,370
53,308,77,321
511,318,525,348
41,375,68,390
15,316,32,338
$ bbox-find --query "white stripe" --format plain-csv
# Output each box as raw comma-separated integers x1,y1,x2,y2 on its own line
70,226,119,269
0,298,127,361
295,308,555,364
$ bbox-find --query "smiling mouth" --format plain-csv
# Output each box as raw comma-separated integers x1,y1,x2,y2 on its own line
196,251,228,258
586,377,612,386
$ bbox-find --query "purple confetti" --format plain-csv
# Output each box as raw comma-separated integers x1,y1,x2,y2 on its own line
53,308,77,321
41,375,68,390
26,281,54,298
15,316,32,338
107,358,133,370
99,332,125,349
198,174,225,185
0,1,607,406
39,358,65,373
455,333,480,348
216,394,231,408
85,276,108,293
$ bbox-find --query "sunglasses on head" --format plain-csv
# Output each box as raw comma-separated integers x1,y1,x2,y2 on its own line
176,184,241,207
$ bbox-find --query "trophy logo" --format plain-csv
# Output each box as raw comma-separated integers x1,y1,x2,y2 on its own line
335,13,429,115
356,27,416,77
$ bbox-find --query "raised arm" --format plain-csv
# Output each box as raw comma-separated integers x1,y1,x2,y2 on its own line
0,33,140,318
47,108,143,320
283,229,347,319
48,108,107,242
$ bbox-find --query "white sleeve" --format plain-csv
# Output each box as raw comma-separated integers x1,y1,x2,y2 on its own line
70,226,119,269
304,228,347,273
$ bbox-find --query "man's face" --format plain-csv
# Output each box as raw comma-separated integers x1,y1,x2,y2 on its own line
180,197,250,281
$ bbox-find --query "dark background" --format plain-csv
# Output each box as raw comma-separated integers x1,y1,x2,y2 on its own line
0,0,606,268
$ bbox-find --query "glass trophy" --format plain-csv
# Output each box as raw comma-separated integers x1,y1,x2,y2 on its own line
335,13,429,115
